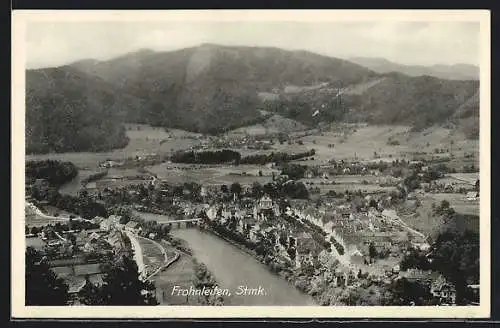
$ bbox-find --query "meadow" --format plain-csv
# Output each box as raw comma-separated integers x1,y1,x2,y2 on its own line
27,124,202,170
400,194,479,238
427,192,479,216
138,237,165,269
146,163,275,186
290,124,479,165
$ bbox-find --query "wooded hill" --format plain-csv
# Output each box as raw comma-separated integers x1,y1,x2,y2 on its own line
26,44,480,154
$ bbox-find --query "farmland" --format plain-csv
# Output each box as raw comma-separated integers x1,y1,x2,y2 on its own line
399,193,479,238
152,249,199,305
427,193,479,216
228,114,307,136
138,237,165,267
27,124,202,170
289,124,479,165
146,163,276,186
52,263,103,277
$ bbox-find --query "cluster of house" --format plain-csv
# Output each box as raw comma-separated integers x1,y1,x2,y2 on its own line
92,215,142,235
36,220,132,261
196,190,440,293
200,135,275,151
398,268,457,305
420,180,478,196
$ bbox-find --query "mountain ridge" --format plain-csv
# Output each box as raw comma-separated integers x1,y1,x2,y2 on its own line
348,56,479,81
25,44,480,154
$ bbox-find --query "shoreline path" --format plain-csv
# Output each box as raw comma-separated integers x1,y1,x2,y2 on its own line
124,230,146,280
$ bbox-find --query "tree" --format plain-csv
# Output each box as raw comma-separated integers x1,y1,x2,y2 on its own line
97,254,158,305
387,277,433,305
230,182,242,199
281,164,306,180
368,242,377,259
68,233,77,246
251,181,264,198
400,249,430,271
25,247,69,305
78,274,104,305
430,230,479,304
369,199,378,209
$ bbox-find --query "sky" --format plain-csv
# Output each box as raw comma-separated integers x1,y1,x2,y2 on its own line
25,21,480,69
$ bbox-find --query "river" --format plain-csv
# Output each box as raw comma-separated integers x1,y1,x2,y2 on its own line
171,228,316,305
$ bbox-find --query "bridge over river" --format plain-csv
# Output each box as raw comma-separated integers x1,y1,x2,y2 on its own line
135,211,316,305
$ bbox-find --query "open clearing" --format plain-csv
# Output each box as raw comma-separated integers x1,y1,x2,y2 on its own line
400,194,479,238
427,193,479,216
146,163,275,186
290,124,479,164
228,114,307,136
52,263,103,277
134,211,174,224
27,124,202,169
152,250,199,305
138,237,165,270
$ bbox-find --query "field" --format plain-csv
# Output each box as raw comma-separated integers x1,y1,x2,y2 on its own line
52,263,103,276
228,114,307,136
152,246,200,305
427,193,479,216
26,236,45,250
399,194,479,238
138,237,165,271
27,124,202,169
446,173,479,184
146,163,275,186
134,211,173,224
288,124,479,164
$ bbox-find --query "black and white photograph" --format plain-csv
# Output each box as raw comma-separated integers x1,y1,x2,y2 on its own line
11,10,491,318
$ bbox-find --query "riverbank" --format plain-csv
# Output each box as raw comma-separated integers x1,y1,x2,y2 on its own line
171,228,316,305
199,225,319,300
152,237,223,305
124,231,146,280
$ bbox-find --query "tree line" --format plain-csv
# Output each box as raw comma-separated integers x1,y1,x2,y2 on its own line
170,149,241,164
25,247,158,305
170,149,315,165
26,160,78,187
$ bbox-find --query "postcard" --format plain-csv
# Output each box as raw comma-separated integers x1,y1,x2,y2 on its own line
11,9,491,319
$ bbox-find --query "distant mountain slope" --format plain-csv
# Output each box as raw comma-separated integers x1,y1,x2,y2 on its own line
70,44,378,134
25,44,481,154
25,66,143,154
341,73,479,128
258,72,479,132
349,57,479,81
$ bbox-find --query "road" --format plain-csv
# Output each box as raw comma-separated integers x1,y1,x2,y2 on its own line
381,210,427,240
54,231,68,242
26,202,93,223
124,230,146,280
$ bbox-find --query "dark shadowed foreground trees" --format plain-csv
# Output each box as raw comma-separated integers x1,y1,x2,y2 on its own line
25,247,69,305
25,160,78,187
79,254,158,305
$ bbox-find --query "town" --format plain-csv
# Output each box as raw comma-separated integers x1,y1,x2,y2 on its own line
24,130,480,306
